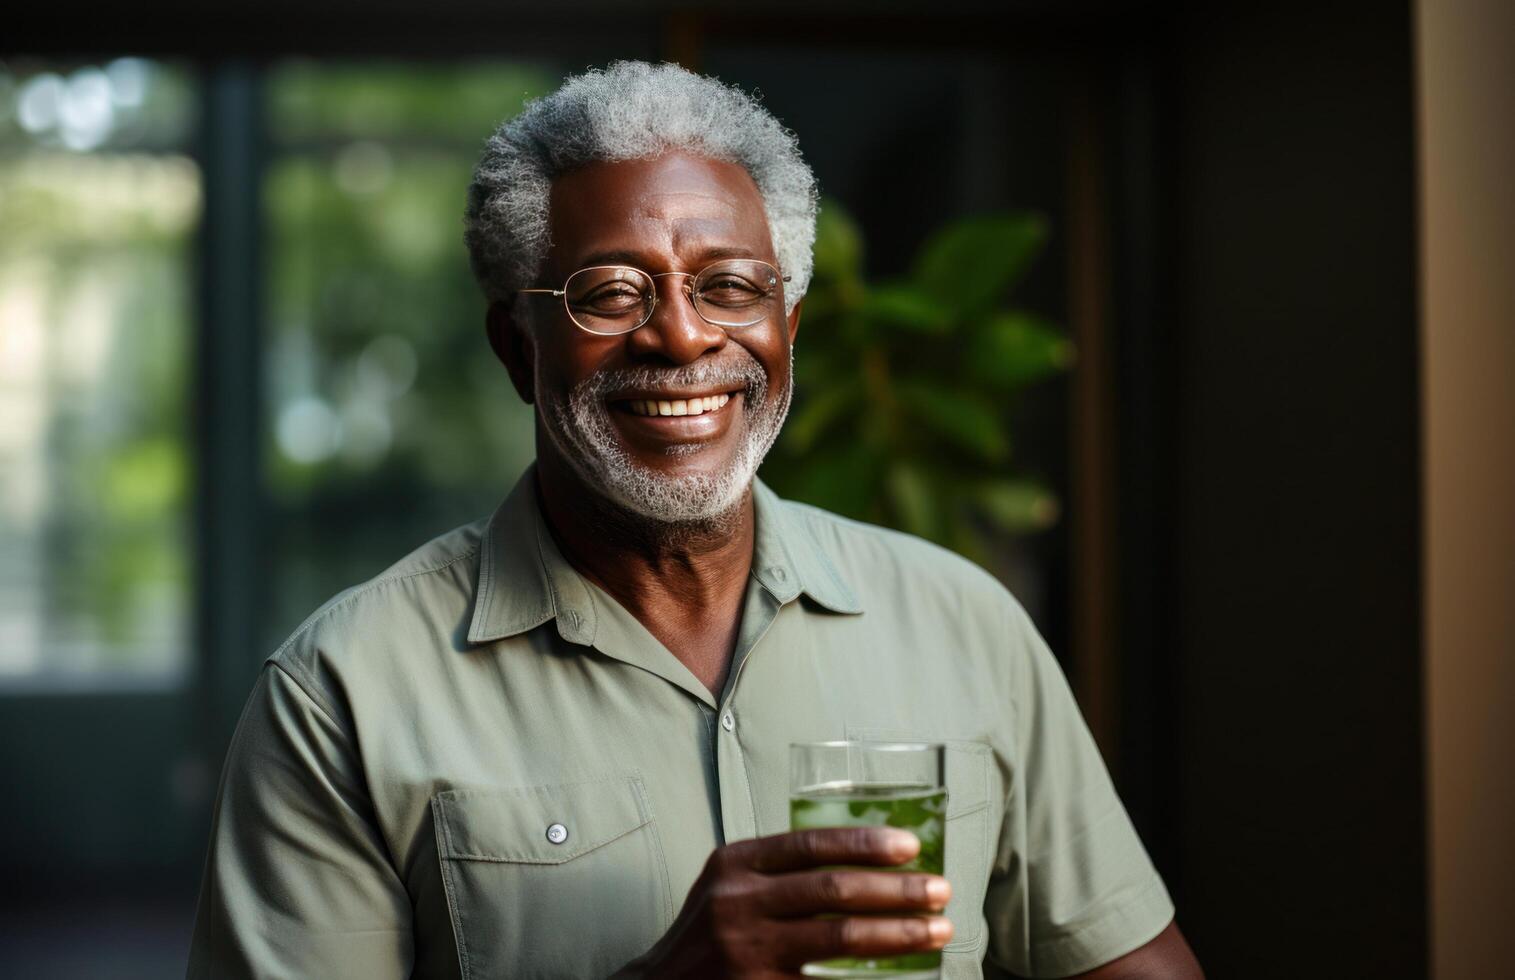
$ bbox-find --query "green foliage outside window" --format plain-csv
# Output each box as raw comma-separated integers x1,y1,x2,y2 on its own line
0,59,197,678
261,61,555,648
761,201,1072,562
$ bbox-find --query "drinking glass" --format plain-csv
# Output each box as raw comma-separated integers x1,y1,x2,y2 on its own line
789,741,947,979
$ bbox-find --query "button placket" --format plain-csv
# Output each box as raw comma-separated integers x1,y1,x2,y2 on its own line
713,588,784,842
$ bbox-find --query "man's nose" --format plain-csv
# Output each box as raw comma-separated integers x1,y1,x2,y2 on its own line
624,279,727,364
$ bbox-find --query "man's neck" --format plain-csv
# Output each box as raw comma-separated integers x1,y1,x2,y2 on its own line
532,454,756,695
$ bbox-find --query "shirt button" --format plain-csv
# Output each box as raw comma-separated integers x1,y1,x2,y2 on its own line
769,567,787,582
721,711,736,732
545,822,569,845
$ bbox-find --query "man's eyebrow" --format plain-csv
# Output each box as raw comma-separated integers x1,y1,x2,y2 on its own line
574,245,760,269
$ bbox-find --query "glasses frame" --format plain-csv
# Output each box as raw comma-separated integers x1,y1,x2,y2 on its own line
518,260,791,336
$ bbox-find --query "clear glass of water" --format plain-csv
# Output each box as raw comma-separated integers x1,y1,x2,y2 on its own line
789,741,948,980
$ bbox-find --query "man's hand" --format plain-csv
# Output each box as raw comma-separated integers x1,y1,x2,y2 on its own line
615,826,954,978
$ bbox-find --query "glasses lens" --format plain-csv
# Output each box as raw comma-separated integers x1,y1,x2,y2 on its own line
563,266,654,334
692,260,782,327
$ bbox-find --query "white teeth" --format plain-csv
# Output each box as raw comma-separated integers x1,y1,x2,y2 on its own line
626,393,733,417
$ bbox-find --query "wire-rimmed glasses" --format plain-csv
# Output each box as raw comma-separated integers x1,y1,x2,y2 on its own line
518,259,789,336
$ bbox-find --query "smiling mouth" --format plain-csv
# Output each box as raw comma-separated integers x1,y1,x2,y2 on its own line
619,393,733,417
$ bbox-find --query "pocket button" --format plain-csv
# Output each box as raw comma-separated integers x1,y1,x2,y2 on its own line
545,822,568,845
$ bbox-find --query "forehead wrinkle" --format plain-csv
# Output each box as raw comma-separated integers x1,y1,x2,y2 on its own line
631,188,744,221
572,218,764,273
547,155,774,275
668,227,766,267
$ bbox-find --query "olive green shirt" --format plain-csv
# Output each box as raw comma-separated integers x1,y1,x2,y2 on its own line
188,468,1173,979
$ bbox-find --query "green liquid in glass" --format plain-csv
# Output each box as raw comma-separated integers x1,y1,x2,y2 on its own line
789,783,947,979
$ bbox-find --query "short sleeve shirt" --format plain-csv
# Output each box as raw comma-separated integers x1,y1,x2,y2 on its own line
188,467,1173,979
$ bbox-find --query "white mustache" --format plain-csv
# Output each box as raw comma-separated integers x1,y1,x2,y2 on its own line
578,356,767,403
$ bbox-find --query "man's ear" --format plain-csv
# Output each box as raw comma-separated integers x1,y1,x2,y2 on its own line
786,296,804,344
486,299,536,405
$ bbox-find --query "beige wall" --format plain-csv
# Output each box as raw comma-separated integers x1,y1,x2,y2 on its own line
1416,1,1515,976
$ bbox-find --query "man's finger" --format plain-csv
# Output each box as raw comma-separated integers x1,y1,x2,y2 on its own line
733,827,921,873
762,870,951,917
777,914,954,966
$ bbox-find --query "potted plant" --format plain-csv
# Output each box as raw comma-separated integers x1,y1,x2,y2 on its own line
762,200,1072,564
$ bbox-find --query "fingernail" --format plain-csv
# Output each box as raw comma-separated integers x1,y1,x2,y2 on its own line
885,829,920,855
927,916,954,944
926,877,951,905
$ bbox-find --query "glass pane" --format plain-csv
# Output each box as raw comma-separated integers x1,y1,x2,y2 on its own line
263,61,554,649
0,58,198,685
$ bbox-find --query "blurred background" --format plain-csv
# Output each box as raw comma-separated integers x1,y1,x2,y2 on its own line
1,1,1511,977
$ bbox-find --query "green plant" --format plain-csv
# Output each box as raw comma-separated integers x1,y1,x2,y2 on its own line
761,200,1072,562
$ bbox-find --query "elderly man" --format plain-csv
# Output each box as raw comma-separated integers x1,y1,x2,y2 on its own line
188,62,1200,979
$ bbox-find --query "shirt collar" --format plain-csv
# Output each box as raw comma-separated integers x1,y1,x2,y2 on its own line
747,477,862,614
466,466,862,646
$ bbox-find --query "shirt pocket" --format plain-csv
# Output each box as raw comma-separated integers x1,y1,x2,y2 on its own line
846,728,996,957
431,774,673,980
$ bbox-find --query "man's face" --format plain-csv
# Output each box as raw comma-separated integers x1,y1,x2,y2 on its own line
522,151,800,523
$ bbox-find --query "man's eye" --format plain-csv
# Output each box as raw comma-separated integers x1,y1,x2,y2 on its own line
699,277,764,306
576,285,646,314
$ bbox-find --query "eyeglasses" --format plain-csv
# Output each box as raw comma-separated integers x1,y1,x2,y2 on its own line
518,259,790,336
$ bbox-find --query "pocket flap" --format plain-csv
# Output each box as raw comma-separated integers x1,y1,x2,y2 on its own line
433,775,651,865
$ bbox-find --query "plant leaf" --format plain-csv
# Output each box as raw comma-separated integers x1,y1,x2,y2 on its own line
811,198,865,286
911,214,1047,316
972,478,1060,533
858,283,952,334
895,380,1011,463
965,312,1073,390
769,442,884,522
783,378,864,454
886,460,940,542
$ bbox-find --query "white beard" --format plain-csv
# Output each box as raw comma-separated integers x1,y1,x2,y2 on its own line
536,348,792,525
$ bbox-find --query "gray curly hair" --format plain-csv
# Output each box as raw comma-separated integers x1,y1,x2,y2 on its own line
464,60,817,315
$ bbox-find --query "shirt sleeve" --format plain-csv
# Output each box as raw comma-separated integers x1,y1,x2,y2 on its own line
982,600,1175,978
187,662,414,979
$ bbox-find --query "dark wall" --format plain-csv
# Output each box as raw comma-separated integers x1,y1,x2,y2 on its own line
1136,5,1425,976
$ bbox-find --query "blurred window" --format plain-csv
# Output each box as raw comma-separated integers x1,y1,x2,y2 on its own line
0,59,198,687
262,61,552,649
